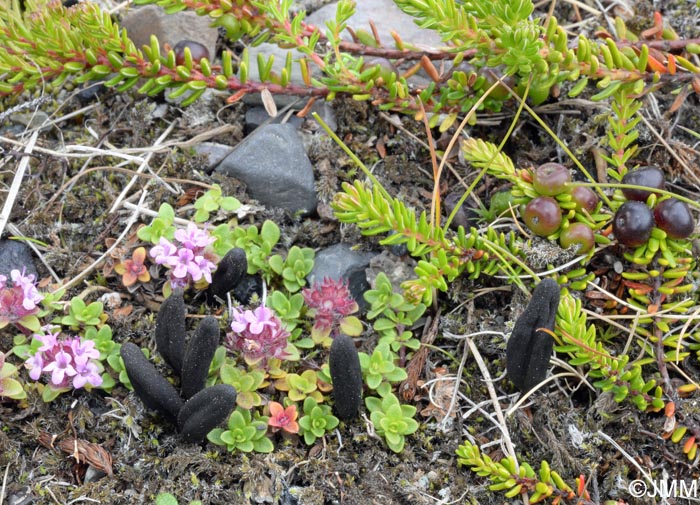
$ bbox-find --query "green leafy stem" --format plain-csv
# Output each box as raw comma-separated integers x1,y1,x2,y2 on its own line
555,292,665,412
2,0,700,115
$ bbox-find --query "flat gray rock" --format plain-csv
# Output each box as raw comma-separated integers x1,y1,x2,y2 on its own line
216,124,317,214
244,106,303,134
307,243,376,307
193,142,236,172
0,240,37,280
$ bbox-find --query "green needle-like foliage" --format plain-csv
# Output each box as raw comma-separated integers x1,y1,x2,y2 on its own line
456,441,584,502
555,292,664,411
332,179,525,303
3,0,699,117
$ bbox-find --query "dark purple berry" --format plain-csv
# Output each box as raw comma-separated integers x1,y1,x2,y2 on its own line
173,40,210,66
621,166,665,202
522,197,562,237
653,198,695,239
613,201,654,247
571,186,599,213
533,163,571,196
559,223,595,253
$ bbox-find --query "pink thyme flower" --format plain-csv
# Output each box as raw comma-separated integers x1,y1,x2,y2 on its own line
72,361,103,388
70,338,100,366
25,330,103,390
174,222,216,250
25,353,44,381
303,277,359,339
149,225,218,290
11,269,43,311
226,305,290,368
43,350,76,386
0,269,44,329
150,238,179,267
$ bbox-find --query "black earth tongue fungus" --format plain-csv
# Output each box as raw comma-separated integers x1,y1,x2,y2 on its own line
180,315,220,400
231,273,263,304
329,334,363,421
506,278,561,393
178,384,238,443
120,342,184,421
155,289,187,374
207,247,247,305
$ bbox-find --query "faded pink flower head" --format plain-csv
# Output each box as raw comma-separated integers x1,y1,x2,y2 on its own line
226,304,290,368
0,269,44,328
303,277,358,333
11,269,43,311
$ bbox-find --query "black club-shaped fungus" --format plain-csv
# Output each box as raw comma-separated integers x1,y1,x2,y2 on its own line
155,289,187,374
329,334,363,421
506,278,561,393
207,247,247,304
178,384,238,443
180,315,220,400
120,342,184,421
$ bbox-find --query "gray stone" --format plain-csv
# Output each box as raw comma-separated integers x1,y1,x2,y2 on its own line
216,124,318,214
244,106,303,134
307,243,376,307
120,5,218,64
193,142,236,172
366,250,416,293
0,240,37,280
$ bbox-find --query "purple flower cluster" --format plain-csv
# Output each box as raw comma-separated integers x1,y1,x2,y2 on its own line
150,223,217,289
0,269,44,328
25,330,103,389
225,305,290,368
